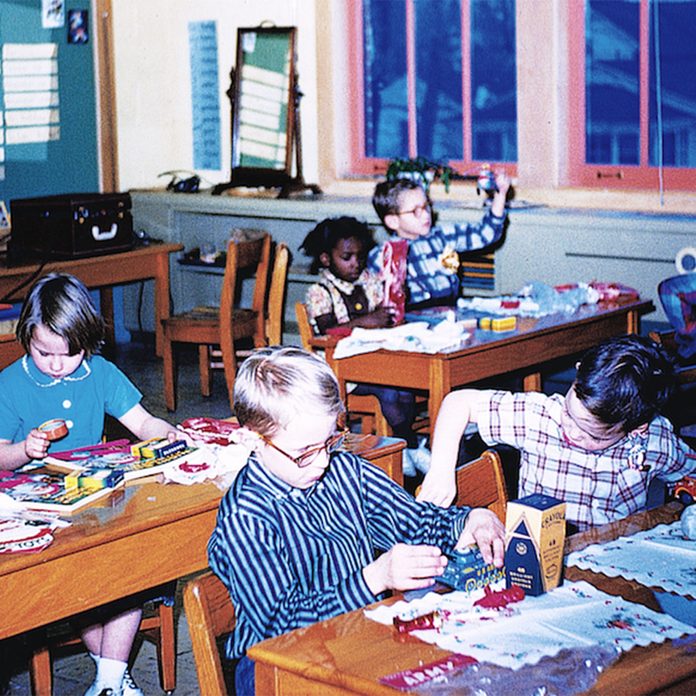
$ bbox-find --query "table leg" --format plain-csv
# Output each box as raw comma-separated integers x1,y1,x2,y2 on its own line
523,371,542,391
428,361,450,436
100,287,116,350
154,252,170,357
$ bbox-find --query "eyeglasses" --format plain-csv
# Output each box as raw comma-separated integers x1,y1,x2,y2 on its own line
259,428,350,468
396,201,431,217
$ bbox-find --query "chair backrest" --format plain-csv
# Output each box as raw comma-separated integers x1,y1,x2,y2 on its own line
295,301,314,350
266,243,289,345
182,570,236,696
455,449,508,523
219,233,271,346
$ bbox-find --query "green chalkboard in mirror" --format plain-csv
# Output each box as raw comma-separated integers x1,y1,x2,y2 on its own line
214,26,297,193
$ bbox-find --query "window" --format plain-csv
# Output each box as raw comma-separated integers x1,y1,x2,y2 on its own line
569,0,696,189
348,0,517,176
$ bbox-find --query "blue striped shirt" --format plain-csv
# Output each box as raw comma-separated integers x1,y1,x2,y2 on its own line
368,212,506,306
208,450,471,658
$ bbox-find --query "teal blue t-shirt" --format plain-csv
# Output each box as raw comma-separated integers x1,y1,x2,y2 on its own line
0,354,142,450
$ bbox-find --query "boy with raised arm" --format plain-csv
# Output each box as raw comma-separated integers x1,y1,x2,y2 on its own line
370,173,511,309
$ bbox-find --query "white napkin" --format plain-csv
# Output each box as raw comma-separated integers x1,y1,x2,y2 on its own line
333,320,470,359
567,521,696,598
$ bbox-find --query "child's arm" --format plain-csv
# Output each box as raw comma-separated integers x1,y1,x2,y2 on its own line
118,403,177,441
489,171,511,218
417,389,491,507
0,430,50,470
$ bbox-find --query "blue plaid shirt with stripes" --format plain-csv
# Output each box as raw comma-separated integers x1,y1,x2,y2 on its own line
368,211,506,306
208,451,470,658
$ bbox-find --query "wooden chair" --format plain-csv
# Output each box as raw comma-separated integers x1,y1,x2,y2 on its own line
183,570,235,696
649,328,696,436
214,241,291,368
0,333,23,370
29,598,176,695
162,233,271,411
266,243,290,345
294,301,391,436
455,449,508,523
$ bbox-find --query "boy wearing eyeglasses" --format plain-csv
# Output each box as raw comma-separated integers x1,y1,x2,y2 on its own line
208,346,504,696
370,174,511,309
418,335,695,532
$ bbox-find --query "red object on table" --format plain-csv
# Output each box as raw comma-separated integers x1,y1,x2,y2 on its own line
381,239,408,324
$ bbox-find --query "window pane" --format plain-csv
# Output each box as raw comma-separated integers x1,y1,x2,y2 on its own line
471,0,517,162
414,0,463,161
585,0,640,165
362,0,408,158
649,0,696,167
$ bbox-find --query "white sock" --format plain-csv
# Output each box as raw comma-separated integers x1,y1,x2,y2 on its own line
96,657,127,689
89,652,100,666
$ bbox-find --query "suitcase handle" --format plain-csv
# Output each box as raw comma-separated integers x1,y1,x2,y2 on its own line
91,223,118,241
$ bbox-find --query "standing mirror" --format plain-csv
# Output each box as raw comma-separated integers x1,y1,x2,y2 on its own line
214,25,320,197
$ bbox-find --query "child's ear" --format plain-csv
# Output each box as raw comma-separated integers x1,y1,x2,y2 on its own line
235,426,262,450
628,423,650,438
383,213,400,233
319,251,331,268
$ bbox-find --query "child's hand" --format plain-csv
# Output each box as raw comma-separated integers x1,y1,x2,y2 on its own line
490,172,512,217
25,428,50,460
363,543,447,595
456,508,505,567
416,469,456,508
354,305,397,329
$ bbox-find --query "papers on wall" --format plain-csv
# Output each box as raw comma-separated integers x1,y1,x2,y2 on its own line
1,42,61,160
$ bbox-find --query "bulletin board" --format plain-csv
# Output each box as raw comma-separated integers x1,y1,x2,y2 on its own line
0,0,99,204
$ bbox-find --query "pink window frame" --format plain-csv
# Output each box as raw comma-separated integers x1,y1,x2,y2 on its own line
567,0,696,190
346,0,517,179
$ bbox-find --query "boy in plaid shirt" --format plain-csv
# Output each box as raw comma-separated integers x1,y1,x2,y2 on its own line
369,174,510,309
418,335,695,531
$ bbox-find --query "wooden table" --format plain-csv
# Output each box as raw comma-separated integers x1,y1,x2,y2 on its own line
323,298,654,434
249,502,696,696
0,243,182,357
0,433,403,640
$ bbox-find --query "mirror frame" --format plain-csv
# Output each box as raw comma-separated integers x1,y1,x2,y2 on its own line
226,26,297,189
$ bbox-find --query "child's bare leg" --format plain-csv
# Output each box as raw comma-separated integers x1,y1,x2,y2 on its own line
81,606,143,660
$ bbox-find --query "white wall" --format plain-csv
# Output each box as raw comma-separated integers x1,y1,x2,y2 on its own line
111,0,319,190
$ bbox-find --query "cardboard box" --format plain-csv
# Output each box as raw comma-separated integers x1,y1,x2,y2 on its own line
504,493,566,596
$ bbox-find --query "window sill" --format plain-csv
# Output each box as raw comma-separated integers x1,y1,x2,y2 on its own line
322,179,696,217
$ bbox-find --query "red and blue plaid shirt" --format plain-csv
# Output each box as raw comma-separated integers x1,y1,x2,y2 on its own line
368,211,506,307
477,390,695,530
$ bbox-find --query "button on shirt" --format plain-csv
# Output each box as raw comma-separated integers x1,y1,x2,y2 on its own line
476,390,695,530
368,213,505,306
208,451,470,658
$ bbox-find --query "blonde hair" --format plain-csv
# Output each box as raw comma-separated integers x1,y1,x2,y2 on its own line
233,346,345,435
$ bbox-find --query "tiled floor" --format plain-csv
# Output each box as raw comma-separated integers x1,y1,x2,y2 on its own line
3,340,237,696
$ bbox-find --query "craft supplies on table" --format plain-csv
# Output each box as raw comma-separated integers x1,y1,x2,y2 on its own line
366,580,692,672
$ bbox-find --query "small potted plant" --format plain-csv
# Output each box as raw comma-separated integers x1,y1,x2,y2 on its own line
385,157,456,193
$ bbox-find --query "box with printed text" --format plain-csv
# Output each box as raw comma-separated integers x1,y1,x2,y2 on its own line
504,493,566,596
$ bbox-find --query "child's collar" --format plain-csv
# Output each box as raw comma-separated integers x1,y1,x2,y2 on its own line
21,354,91,387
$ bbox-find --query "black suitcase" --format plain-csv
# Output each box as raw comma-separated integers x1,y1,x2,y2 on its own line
9,192,134,263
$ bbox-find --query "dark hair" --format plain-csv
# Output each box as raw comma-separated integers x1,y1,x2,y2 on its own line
372,178,427,226
573,334,676,432
16,273,105,357
300,216,376,274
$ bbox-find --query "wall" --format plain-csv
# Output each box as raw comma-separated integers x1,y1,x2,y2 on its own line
112,1,696,217
110,1,319,190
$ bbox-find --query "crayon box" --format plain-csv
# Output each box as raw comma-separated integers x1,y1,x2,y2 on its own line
504,493,566,596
